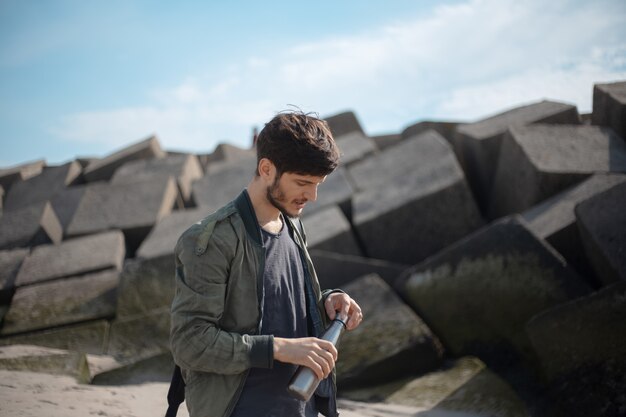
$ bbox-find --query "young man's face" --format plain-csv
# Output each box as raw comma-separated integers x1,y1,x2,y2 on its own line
266,171,326,218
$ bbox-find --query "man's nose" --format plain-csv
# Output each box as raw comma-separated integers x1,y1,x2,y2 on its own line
304,185,318,202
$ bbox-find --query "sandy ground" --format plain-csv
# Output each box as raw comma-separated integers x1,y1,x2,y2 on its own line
0,369,480,417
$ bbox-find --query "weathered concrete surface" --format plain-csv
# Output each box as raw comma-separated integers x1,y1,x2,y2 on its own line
522,173,626,284
15,230,125,287
302,205,362,256
191,157,254,213
337,274,444,387
489,124,626,219
83,135,166,182
198,142,255,172
50,185,88,235
0,320,110,355
396,216,591,366
116,254,175,317
335,131,378,167
402,120,464,156
341,357,529,417
0,248,29,305
350,130,483,264
0,201,62,249
3,161,82,211
309,249,407,289
1,269,120,335
456,100,580,211
526,282,626,417
66,176,179,239
0,184,3,214
111,154,202,205
136,207,206,260
0,345,90,383
575,182,626,285
371,133,402,151
592,80,626,140
303,167,354,218
324,111,365,138
0,159,45,192
106,307,170,361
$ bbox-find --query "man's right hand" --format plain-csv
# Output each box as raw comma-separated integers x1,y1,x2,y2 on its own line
273,337,337,380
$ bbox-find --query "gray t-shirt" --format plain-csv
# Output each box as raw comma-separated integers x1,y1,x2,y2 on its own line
230,221,317,417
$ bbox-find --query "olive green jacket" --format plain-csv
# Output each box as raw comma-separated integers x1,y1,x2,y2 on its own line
170,190,338,417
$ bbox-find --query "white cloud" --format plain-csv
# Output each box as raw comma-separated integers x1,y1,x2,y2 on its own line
51,0,626,154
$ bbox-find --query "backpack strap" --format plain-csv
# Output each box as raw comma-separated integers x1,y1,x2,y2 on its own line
165,365,185,417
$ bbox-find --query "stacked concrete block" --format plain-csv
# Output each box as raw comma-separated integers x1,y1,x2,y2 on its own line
490,124,626,219
324,111,365,138
3,161,82,211
334,131,378,167
337,274,443,387
575,182,626,285
0,159,45,192
0,185,4,214
456,100,580,210
592,81,626,140
526,282,626,417
401,120,463,153
303,168,354,218
309,249,407,288
106,307,171,361
349,130,483,264
15,230,125,287
111,154,202,206
83,135,166,183
396,216,591,366
0,201,62,249
370,132,402,151
192,157,255,213
0,345,90,383
199,143,255,172
302,205,362,257
522,173,626,283
1,269,120,335
50,185,88,235
0,248,29,305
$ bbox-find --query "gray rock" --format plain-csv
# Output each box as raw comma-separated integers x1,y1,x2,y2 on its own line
337,274,444,387
370,133,402,151
111,154,202,205
106,307,170,361
0,320,110,355
303,168,354,218
592,80,626,140
50,185,88,235
136,207,207,260
575,182,626,285
1,269,120,335
302,205,362,256
91,351,174,385
324,111,365,138
490,124,626,219
15,230,125,287
335,131,378,167
116,254,175,318
456,100,580,210
83,135,166,183
198,143,255,172
0,201,62,249
0,345,90,383
0,159,46,192
0,249,29,305
191,157,254,213
310,249,407,289
402,120,464,155
4,161,82,211
396,216,591,366
522,174,626,283
350,130,483,264
526,282,626,417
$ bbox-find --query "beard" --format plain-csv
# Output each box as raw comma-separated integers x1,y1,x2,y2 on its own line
266,175,302,218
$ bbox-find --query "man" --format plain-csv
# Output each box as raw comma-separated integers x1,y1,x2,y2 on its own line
170,111,363,417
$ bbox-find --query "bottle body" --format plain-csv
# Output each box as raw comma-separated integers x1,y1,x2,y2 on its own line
287,317,346,401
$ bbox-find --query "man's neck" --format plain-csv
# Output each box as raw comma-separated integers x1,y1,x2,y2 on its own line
247,177,283,233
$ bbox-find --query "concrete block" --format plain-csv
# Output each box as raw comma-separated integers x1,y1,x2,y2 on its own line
0,159,45,192
575,182,626,285
324,111,365,138
0,201,62,250
0,345,90,383
396,216,591,366
309,249,407,289
4,161,82,211
337,274,443,387
490,124,626,219
116,254,175,317
0,185,3,214
106,307,170,361
15,230,125,287
335,131,377,167
370,133,401,151
91,351,174,385
111,154,202,205
0,248,29,305
522,173,626,283
1,269,120,335
199,143,255,172
304,168,354,218
456,100,580,210
401,120,464,153
350,131,483,264
50,185,88,235
592,80,626,140
136,207,206,260
0,320,110,355
83,135,166,183
340,357,529,417
302,205,362,256
192,157,254,213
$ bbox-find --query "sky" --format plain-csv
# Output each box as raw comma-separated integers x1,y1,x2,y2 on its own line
1,0,625,168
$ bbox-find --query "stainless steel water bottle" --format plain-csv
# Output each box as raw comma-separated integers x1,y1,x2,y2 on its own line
287,314,347,401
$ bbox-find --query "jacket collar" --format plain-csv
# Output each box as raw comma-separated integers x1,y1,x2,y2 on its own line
234,189,264,246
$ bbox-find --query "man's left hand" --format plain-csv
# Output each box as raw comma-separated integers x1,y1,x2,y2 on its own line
324,292,363,331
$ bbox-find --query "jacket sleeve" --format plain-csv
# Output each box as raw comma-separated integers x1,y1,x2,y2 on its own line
169,220,273,375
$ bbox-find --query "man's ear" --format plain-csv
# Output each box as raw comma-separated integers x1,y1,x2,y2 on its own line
258,158,276,182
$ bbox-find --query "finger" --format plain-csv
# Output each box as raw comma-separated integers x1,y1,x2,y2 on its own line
325,298,337,320
307,355,325,380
